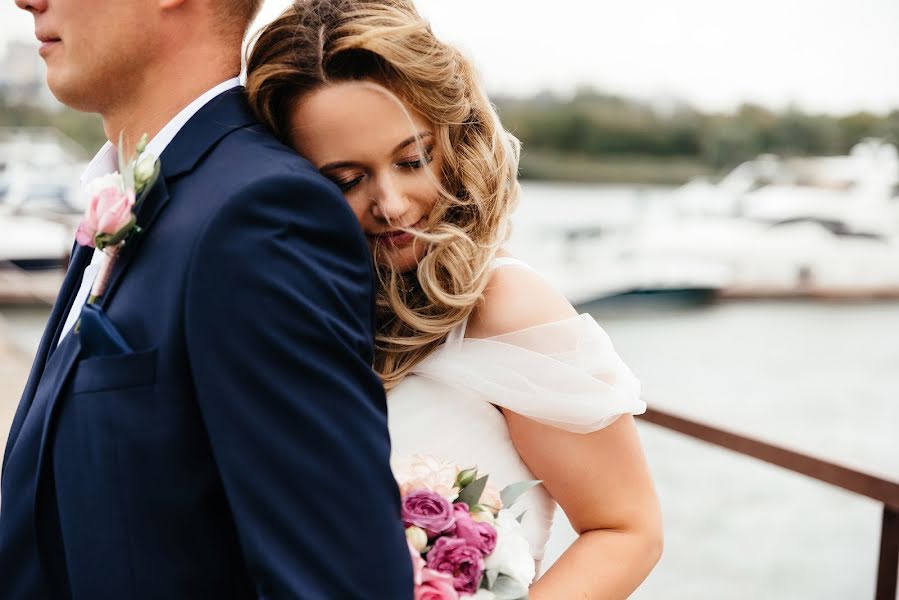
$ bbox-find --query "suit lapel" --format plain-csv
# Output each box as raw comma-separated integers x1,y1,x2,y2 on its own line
2,244,92,473
96,176,170,310
97,87,257,310
32,331,82,497
13,88,258,475
47,244,94,354
7,88,258,479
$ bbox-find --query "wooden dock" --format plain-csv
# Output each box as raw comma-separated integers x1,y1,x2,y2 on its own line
0,317,31,465
0,268,63,305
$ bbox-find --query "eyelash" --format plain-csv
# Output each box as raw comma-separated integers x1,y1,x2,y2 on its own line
334,148,434,192
398,148,434,170
336,177,363,192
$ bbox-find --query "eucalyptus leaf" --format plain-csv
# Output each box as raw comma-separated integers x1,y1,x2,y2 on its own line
491,575,528,600
500,480,541,508
457,474,488,507
117,132,126,175
117,132,135,192
515,510,528,524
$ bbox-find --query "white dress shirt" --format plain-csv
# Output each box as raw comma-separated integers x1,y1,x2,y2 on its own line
58,77,242,345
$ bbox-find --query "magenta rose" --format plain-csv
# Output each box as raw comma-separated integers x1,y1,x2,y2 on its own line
415,568,458,600
403,490,456,536
451,503,497,555
425,536,485,595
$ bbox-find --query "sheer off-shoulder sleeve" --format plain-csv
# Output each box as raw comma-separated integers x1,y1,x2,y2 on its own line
410,314,645,434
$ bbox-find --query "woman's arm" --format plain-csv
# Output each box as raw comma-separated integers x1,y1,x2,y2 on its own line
467,260,662,599
506,411,662,599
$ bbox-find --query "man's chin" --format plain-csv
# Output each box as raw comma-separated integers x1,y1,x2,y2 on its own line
46,73,97,112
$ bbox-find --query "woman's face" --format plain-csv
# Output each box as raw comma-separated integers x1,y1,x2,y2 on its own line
288,81,444,272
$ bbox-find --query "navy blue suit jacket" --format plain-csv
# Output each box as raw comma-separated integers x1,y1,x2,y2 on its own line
0,88,413,599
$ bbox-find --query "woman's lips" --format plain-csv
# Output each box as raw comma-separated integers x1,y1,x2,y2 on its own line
370,220,424,249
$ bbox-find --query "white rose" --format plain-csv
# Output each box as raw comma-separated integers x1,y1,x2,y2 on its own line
471,509,495,525
84,172,126,199
392,454,461,501
484,509,535,586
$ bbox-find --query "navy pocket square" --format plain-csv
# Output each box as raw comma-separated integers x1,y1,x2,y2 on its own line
78,303,133,356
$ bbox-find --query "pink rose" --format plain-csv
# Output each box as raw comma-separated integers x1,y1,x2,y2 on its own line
451,504,497,556
409,539,426,586
76,185,135,248
403,490,456,537
426,536,485,595
416,568,459,600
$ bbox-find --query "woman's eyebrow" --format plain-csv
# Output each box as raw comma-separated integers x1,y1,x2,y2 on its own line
393,131,434,154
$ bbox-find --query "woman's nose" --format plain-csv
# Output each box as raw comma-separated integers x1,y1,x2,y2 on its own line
372,176,411,223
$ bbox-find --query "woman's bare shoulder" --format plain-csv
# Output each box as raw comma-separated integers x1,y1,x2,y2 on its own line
465,258,577,340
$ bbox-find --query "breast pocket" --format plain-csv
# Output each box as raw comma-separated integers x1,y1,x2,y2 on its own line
70,348,158,394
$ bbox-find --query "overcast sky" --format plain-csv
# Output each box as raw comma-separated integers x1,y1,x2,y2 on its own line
3,0,898,115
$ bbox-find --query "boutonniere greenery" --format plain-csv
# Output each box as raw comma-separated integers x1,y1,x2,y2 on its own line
75,133,160,304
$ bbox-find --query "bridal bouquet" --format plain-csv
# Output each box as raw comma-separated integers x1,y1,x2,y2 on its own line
393,455,539,600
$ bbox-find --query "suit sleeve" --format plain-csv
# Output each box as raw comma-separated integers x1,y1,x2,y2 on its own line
184,172,413,600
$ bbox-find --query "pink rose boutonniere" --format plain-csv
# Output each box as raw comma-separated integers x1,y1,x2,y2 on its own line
77,133,160,303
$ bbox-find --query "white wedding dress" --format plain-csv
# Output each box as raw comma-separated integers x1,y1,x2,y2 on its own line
387,258,646,567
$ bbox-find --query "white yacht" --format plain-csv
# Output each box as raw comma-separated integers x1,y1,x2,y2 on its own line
512,139,899,304
663,138,899,298
0,128,83,303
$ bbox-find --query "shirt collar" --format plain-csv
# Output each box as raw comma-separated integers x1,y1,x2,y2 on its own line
79,77,242,187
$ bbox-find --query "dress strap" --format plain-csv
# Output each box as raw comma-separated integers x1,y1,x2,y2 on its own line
445,321,467,347
489,257,534,272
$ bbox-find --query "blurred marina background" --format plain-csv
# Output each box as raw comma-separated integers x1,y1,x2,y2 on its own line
2,1,898,598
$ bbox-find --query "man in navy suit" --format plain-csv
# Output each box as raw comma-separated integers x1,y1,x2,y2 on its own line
1,0,413,598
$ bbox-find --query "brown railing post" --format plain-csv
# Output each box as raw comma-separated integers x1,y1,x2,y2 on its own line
876,504,899,600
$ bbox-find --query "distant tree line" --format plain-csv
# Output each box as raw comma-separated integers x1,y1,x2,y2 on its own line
0,96,106,156
495,88,899,169
3,88,898,181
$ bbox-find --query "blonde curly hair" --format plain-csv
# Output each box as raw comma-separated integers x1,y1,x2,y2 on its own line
246,0,521,390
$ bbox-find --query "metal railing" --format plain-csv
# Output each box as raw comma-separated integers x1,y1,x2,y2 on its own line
639,407,899,600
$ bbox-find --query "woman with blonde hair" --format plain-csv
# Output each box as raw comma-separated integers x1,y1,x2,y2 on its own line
246,1,662,596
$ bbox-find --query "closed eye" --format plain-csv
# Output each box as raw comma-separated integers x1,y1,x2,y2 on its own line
335,175,363,192
397,147,434,170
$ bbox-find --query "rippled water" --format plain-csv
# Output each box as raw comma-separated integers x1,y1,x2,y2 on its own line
544,299,898,599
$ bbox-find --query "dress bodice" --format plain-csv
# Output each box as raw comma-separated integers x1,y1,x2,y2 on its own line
386,258,645,562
